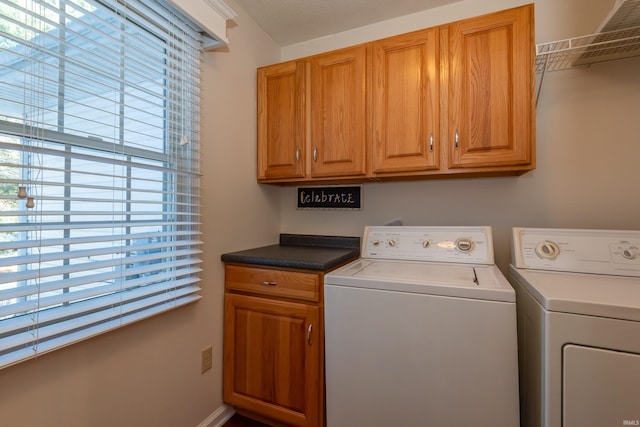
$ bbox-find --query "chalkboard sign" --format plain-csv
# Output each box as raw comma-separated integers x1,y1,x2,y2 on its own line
297,185,362,210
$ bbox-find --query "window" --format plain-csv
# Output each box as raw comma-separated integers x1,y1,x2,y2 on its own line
0,0,202,369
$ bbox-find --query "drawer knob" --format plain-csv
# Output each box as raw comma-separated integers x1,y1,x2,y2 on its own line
259,281,277,286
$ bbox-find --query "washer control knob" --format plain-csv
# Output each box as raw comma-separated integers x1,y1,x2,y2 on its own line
456,238,473,253
388,239,397,247
622,246,638,260
422,240,430,249
535,241,560,260
372,240,381,246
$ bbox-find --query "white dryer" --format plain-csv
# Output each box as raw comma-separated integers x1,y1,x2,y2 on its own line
510,227,640,427
324,226,519,427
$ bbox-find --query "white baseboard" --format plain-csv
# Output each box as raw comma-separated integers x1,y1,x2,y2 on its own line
198,403,235,427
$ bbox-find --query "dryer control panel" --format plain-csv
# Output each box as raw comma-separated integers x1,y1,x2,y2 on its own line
362,226,494,265
512,227,640,277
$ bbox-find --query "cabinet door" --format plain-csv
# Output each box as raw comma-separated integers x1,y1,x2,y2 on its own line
372,28,440,174
224,293,320,427
309,45,368,178
448,5,534,169
257,61,306,180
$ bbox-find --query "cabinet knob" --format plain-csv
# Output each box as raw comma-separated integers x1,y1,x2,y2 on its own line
455,129,459,150
313,147,317,162
295,148,300,162
429,132,434,152
307,324,313,345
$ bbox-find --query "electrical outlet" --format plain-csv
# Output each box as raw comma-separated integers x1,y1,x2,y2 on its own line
201,346,213,374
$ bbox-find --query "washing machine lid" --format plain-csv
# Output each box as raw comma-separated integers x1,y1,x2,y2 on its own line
326,259,515,302
509,266,640,322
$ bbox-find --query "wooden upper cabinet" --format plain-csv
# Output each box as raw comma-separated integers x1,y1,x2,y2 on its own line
257,60,306,180
309,45,368,178
372,28,440,174
256,4,535,183
448,4,535,169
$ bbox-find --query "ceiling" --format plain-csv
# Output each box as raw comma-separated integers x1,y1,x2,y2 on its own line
233,0,462,46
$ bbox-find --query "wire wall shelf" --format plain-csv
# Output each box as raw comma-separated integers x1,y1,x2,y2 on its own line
534,25,640,106
535,25,640,73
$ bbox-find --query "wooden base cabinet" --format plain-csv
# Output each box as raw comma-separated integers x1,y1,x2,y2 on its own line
223,265,324,427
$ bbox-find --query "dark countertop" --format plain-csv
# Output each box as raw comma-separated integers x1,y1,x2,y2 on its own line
221,234,360,271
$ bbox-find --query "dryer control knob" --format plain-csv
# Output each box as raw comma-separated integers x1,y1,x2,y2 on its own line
388,239,397,247
422,240,430,248
535,241,560,260
622,246,638,260
456,238,474,253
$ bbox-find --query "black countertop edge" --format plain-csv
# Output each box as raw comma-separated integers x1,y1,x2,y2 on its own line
221,248,359,271
221,234,360,271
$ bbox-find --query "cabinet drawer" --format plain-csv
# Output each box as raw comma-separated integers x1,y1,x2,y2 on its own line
225,264,321,302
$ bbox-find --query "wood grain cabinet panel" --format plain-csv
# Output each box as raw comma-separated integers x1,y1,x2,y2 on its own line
257,60,306,180
224,293,320,427
309,45,368,178
448,5,535,169
372,28,440,174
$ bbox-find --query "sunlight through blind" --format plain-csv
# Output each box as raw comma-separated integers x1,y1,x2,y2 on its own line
0,0,202,369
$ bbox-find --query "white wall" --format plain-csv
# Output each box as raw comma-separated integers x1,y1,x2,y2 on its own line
199,0,282,413
277,0,640,272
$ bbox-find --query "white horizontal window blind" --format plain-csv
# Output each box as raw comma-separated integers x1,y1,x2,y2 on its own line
0,0,202,369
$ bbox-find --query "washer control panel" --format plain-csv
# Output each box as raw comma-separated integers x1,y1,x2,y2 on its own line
512,227,640,276
362,226,494,264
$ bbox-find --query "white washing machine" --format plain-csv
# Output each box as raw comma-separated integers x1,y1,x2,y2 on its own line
509,227,640,427
324,226,520,427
